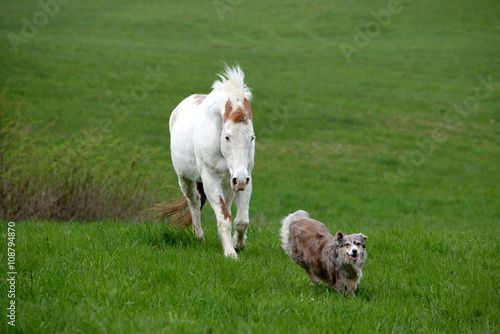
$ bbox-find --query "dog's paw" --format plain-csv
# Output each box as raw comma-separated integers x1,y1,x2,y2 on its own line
343,289,358,297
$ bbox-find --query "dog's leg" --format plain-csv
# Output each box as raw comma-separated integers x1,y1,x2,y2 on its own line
306,269,321,285
344,280,358,296
333,277,346,294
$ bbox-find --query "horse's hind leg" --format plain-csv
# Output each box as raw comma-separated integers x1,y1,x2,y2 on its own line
178,177,204,240
194,181,207,239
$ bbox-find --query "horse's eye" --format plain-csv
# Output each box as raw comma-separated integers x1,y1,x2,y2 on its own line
251,135,255,141
225,136,230,141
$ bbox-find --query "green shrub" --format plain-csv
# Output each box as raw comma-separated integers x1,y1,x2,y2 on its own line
0,89,170,222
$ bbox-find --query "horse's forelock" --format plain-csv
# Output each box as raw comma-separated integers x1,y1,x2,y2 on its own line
224,99,252,124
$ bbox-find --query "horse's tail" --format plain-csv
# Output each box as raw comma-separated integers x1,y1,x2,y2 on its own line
155,198,192,227
155,182,206,227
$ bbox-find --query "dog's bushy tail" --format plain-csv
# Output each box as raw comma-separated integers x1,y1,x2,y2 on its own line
280,210,310,255
155,198,192,227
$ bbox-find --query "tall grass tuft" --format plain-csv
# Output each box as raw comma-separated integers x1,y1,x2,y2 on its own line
0,89,170,222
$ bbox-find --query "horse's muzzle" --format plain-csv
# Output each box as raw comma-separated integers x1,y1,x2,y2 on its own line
231,175,250,191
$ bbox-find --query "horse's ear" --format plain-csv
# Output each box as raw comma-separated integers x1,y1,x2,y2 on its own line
243,98,251,110
243,98,252,119
224,99,232,121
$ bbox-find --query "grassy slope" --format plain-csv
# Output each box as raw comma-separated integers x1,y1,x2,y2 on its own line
0,0,499,332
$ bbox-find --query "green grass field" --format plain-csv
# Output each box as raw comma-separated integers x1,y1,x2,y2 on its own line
1,0,499,333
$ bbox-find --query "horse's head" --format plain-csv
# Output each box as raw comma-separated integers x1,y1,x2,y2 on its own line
221,98,255,191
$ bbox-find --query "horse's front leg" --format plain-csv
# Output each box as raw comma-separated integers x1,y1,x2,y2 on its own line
233,180,252,251
202,174,238,258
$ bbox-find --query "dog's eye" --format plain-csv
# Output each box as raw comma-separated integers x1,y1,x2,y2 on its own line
345,243,351,247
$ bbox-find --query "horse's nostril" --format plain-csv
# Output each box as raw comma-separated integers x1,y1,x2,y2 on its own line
232,178,237,185
245,177,250,185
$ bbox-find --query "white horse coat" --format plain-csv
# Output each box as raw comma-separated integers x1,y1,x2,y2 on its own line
166,66,255,258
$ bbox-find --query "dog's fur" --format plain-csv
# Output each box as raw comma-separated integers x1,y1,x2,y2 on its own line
281,210,367,296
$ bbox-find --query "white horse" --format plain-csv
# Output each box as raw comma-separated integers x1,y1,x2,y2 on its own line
157,65,255,258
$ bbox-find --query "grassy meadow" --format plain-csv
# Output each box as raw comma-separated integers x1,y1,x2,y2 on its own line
1,0,499,333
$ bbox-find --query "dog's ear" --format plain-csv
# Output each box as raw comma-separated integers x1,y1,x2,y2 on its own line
335,231,344,244
359,234,368,247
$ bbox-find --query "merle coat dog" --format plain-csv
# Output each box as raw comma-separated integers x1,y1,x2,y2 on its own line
281,210,368,296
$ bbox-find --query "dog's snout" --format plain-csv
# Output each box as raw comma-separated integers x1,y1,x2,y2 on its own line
352,249,358,255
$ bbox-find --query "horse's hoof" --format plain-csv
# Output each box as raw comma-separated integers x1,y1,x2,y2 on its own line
226,252,238,259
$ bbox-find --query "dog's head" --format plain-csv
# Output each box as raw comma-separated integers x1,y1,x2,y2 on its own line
335,232,368,265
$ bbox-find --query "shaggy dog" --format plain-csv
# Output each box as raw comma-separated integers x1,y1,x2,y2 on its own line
281,210,367,296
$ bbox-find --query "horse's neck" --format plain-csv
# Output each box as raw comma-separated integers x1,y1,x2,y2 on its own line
203,94,225,130
194,94,223,149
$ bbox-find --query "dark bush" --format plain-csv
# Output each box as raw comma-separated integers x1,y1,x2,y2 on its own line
0,89,171,222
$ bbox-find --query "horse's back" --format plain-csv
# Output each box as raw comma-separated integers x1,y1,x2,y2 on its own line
170,94,207,180
170,95,202,131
